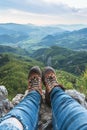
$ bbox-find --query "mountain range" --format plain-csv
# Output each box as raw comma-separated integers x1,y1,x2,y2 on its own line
38,28,87,51
0,23,87,75
0,23,87,51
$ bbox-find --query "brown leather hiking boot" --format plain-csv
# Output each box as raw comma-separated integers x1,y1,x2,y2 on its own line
42,66,59,93
28,66,42,95
42,66,64,106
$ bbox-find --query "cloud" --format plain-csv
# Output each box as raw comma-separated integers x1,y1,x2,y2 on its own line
0,0,87,25
0,0,84,15
43,0,87,8
0,8,87,25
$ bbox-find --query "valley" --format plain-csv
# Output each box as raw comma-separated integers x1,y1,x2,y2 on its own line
0,23,87,98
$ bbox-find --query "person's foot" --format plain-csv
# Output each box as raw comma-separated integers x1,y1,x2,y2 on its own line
42,66,65,106
42,66,59,106
28,66,42,95
42,66,59,94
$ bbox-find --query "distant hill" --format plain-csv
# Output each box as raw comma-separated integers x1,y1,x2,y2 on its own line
0,23,65,34
54,24,87,31
0,23,30,44
0,33,29,44
32,46,87,75
38,28,87,51
0,23,87,51
0,23,65,47
0,45,30,56
0,23,33,33
0,26,15,34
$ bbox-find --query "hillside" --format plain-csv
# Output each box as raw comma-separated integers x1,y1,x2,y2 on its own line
38,28,87,50
1,45,87,76
32,46,87,75
0,53,82,98
0,53,44,98
0,51,87,98
0,33,29,44
0,45,30,56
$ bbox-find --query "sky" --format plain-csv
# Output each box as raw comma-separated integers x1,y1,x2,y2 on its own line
0,0,87,25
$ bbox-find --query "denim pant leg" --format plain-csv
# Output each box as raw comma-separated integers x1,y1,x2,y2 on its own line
0,90,41,130
50,87,87,130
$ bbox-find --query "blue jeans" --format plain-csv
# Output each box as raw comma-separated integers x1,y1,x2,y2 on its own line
0,87,87,130
0,91,41,130
51,87,87,130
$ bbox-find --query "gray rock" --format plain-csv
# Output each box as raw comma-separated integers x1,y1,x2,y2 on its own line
66,89,87,109
12,94,24,105
0,85,8,99
0,85,11,117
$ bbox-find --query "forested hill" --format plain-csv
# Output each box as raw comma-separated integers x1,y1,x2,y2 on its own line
32,46,87,75
0,45,87,76
0,53,44,98
38,28,87,50
0,45,30,56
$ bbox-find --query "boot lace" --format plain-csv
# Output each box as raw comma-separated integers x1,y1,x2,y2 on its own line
29,77,40,88
45,76,57,88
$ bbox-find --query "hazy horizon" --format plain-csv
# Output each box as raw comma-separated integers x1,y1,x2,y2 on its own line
0,22,87,27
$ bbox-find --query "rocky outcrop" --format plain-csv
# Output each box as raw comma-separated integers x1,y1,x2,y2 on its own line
0,85,87,130
0,85,13,117
66,89,87,109
12,94,24,105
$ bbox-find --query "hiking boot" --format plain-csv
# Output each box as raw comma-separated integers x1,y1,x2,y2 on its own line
42,66,59,93
42,66,64,106
28,66,42,95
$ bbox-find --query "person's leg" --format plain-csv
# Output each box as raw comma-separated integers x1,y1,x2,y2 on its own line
0,66,42,130
0,90,41,130
51,87,87,130
43,66,87,130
